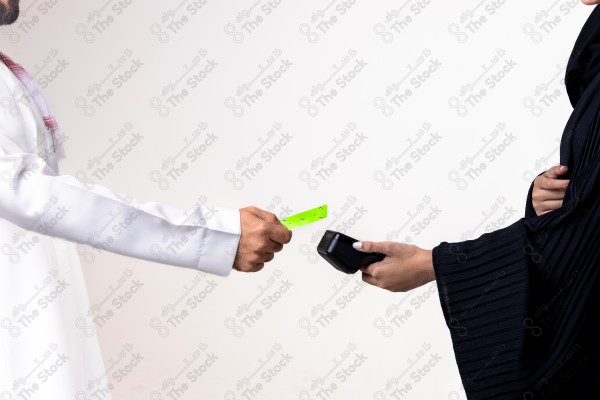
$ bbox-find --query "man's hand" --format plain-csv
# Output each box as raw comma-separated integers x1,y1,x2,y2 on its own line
355,241,434,292
532,165,570,216
233,206,292,273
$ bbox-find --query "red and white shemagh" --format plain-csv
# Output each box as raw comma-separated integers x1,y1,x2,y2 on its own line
0,50,65,158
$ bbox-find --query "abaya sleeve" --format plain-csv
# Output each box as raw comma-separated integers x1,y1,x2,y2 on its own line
432,6,600,399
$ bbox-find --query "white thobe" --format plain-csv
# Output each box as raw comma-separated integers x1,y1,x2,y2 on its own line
0,58,241,399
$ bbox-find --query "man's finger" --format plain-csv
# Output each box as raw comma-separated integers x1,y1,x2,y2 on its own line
255,263,265,272
269,224,293,244
260,238,284,254
270,241,284,253
251,208,279,223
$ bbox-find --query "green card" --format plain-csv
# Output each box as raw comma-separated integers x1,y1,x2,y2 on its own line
280,204,328,230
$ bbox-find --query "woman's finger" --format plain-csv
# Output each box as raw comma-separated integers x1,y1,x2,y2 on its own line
543,165,568,179
361,272,379,287
538,200,565,215
535,188,568,200
539,176,570,190
353,240,397,255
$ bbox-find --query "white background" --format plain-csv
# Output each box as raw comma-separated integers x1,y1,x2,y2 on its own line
0,1,594,399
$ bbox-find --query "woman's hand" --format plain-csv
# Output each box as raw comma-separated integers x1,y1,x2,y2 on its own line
532,165,570,216
354,241,434,292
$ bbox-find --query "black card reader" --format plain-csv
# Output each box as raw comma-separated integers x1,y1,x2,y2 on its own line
317,230,387,274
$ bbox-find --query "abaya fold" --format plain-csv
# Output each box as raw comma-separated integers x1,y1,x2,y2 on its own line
432,6,600,399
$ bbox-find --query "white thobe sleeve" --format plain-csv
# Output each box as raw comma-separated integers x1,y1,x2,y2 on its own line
0,135,241,277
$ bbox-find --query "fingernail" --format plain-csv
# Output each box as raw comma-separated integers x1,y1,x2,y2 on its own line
560,166,567,171
352,242,362,249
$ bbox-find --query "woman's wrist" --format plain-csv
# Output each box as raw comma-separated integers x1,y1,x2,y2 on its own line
417,247,435,285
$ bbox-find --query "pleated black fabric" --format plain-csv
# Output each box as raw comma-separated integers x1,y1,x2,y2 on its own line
432,6,600,399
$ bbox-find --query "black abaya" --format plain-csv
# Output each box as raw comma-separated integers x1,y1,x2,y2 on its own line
432,6,600,399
